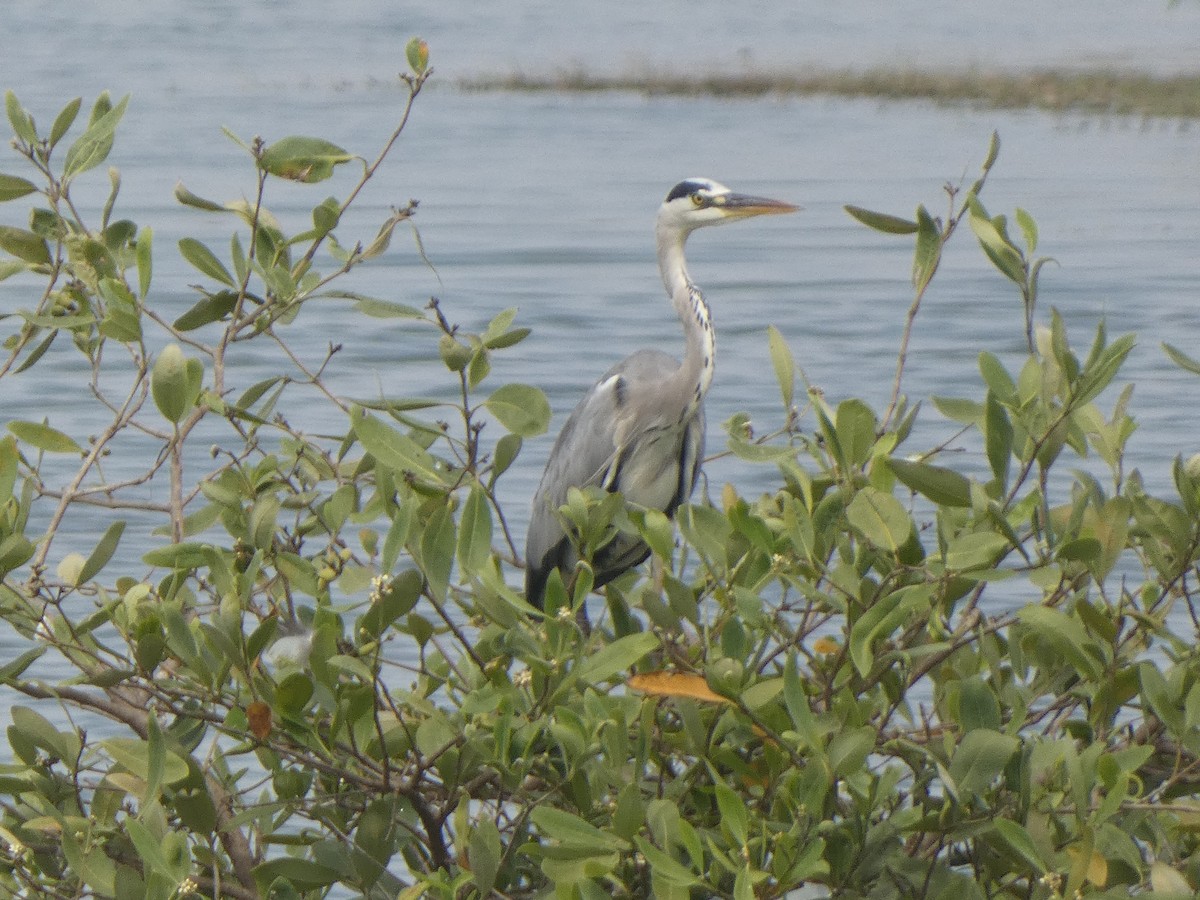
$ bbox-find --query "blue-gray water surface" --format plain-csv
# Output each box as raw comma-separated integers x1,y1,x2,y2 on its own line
0,1,1198,743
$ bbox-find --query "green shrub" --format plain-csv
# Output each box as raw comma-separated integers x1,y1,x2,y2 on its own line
1,50,1199,899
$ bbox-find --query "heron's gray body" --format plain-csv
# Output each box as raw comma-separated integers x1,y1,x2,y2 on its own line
523,178,795,608
524,348,706,605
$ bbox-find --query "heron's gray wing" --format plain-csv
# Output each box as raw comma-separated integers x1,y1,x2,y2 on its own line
525,350,683,606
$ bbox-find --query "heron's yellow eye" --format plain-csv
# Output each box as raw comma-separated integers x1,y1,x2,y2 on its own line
690,193,705,207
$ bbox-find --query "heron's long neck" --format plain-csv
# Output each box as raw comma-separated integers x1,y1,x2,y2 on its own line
657,224,714,418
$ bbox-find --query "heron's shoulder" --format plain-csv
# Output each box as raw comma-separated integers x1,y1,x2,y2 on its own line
601,349,681,384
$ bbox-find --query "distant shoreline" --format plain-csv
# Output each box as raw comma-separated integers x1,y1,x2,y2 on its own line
460,68,1200,118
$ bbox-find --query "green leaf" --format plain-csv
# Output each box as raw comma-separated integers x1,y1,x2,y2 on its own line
0,226,51,265
948,728,1019,796
767,325,795,409
357,568,422,639
101,737,189,786
126,819,171,880
135,226,153,298
12,706,79,763
714,782,749,846
912,203,941,291
0,648,41,684
531,807,628,852
978,351,1016,401
144,714,166,803
988,819,1046,875
5,91,37,144
173,290,239,331
260,136,355,183
405,38,430,75
484,383,551,437
981,130,1001,172
491,433,522,483
173,182,226,211
142,542,214,572
932,395,984,424
0,435,17,501
456,486,493,575
62,93,129,179
1073,333,1134,405
348,296,426,319
575,632,659,684
98,277,143,342
634,836,701,887
828,726,875,778
846,487,913,552
0,174,37,203
1017,606,1103,680
12,331,56,375
848,586,929,676
49,97,82,148
253,858,340,892
418,501,455,601
835,399,876,468
178,237,234,286
350,407,442,485
945,531,1010,572
267,555,317,602
465,827,501,895
783,656,820,751
969,201,1026,284
0,535,33,578
844,204,918,234
957,677,1002,731
740,677,783,710
1015,207,1038,254
8,420,83,454
77,521,125,584
984,393,1013,484
1163,341,1200,376
887,456,971,507
359,213,402,261
1139,662,1184,736
482,310,530,349
151,344,202,424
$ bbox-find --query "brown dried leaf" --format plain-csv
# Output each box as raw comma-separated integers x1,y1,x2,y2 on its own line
628,671,732,705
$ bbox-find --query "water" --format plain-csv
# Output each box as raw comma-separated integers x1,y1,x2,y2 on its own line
0,4,1197,594
1,4,1198,569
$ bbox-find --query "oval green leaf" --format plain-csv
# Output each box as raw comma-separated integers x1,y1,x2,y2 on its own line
844,204,918,235
8,420,83,454
0,226,50,265
0,174,37,203
846,487,913,552
484,383,550,437
887,457,971,507
260,136,354,183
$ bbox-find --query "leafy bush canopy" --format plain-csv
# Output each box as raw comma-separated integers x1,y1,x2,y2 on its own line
1,43,1200,900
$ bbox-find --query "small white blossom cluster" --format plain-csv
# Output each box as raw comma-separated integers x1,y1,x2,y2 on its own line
369,573,392,604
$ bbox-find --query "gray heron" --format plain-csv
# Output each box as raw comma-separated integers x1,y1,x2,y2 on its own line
524,177,797,609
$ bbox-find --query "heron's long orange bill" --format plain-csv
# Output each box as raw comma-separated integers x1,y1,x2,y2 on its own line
716,193,800,219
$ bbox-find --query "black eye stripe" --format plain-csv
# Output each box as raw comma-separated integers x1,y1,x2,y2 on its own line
665,180,709,203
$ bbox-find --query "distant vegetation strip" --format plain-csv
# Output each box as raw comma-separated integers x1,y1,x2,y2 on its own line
462,68,1200,117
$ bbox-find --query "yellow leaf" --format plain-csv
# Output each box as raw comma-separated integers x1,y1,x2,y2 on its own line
721,483,738,513
246,701,273,740
628,671,733,705
1066,846,1108,887
812,636,839,655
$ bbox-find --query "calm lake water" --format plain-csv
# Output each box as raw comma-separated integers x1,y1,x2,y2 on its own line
1,5,1199,646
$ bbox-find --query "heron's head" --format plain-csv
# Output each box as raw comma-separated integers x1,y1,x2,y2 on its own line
658,178,798,234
